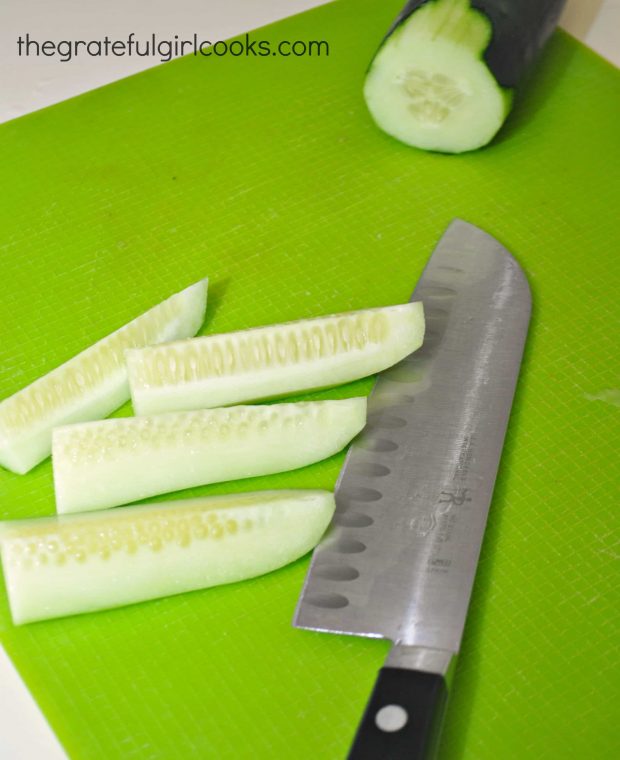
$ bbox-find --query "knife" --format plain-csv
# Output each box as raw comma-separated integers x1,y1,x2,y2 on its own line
293,220,531,759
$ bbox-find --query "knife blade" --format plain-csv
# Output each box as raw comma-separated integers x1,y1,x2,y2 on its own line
293,220,531,759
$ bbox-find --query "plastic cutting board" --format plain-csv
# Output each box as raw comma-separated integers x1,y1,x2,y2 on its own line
0,0,618,757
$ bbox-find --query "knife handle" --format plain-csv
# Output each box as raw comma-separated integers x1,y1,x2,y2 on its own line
347,668,447,760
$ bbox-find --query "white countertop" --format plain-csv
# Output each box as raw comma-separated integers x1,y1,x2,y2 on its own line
0,1,618,758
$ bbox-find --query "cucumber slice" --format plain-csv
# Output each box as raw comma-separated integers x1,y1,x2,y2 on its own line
0,490,335,624
0,279,208,475
364,0,565,153
53,398,366,514
127,302,424,415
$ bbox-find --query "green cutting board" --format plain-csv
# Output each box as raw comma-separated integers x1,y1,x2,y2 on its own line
0,1,618,757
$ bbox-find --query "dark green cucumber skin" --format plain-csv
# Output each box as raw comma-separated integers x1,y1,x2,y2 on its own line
384,0,567,88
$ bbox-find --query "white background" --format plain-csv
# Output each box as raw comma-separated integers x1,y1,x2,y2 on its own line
0,1,618,758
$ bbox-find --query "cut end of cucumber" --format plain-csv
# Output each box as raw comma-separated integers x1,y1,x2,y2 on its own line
0,490,335,624
364,0,512,153
127,302,424,416
0,278,208,475
173,278,209,336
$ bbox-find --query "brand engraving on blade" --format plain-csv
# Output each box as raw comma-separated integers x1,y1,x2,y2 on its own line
456,435,475,477
410,488,472,539
439,488,472,507
410,433,476,539
406,487,475,576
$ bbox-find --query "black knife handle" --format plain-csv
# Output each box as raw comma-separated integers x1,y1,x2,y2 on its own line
347,668,447,760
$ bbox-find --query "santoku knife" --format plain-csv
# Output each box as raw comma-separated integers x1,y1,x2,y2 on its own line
294,220,531,759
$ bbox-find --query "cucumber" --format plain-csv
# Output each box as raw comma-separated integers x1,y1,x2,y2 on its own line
364,0,566,153
0,490,335,624
0,279,208,475
127,302,424,415
53,398,366,514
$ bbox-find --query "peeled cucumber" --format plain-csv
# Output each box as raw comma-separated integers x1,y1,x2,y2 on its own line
53,398,367,514
0,279,208,474
0,490,335,624
127,302,424,415
364,0,566,152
